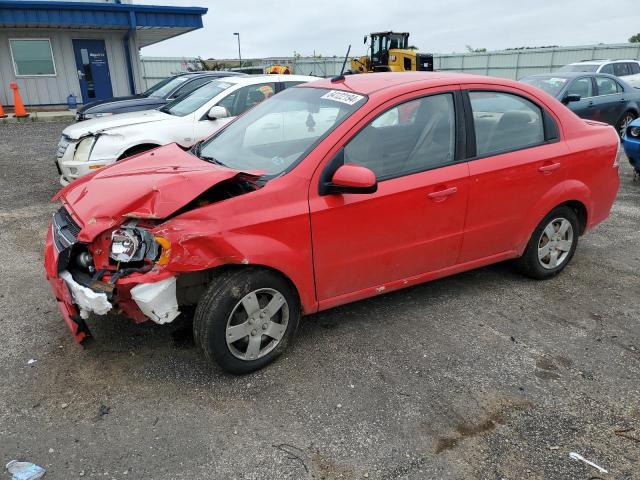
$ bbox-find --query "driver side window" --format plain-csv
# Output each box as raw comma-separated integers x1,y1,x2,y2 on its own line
344,93,456,180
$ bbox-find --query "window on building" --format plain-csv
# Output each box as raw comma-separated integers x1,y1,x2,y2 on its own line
10,39,56,76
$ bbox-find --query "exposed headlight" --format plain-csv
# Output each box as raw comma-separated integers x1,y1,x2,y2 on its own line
110,227,161,263
629,127,640,138
73,136,96,162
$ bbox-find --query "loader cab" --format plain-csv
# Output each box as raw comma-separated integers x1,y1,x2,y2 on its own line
369,32,410,69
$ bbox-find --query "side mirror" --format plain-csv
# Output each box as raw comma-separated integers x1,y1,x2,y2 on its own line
562,93,581,105
323,163,377,195
207,105,229,120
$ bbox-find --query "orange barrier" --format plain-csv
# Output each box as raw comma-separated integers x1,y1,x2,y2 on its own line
9,82,29,118
0,98,6,118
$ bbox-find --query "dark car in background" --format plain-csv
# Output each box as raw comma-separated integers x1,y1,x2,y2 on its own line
75,71,245,121
521,72,640,137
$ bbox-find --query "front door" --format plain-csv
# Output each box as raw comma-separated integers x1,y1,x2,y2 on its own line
309,90,469,302
72,39,113,103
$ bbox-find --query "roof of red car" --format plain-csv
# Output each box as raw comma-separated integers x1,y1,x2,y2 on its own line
304,71,517,95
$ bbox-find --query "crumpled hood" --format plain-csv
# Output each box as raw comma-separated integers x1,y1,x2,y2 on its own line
63,109,173,139
53,143,260,242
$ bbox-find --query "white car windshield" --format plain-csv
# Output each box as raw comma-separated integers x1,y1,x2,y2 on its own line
161,81,234,117
196,87,367,176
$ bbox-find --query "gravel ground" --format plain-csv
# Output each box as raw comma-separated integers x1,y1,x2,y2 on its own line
0,121,639,480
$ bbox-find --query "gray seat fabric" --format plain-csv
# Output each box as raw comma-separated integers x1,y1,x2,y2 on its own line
483,110,542,155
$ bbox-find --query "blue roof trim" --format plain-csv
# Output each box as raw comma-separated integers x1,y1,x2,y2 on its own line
0,1,207,29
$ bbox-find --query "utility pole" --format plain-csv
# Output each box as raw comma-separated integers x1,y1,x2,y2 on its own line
233,32,242,68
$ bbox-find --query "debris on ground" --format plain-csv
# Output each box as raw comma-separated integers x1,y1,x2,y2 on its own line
5,460,46,480
96,404,110,420
26,359,37,365
614,427,640,443
569,452,608,474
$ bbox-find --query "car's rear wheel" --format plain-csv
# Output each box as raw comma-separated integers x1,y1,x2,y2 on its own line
193,268,300,374
617,111,637,139
515,206,579,280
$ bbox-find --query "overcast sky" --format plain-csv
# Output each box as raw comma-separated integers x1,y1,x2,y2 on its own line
138,0,639,59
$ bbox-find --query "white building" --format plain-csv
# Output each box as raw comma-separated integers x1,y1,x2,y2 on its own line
0,0,207,108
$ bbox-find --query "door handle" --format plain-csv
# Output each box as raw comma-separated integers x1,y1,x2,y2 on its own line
427,186,458,200
538,162,561,174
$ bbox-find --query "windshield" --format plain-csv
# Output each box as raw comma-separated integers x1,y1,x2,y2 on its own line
161,81,234,117
144,76,192,98
521,76,568,97
557,64,599,73
197,87,367,176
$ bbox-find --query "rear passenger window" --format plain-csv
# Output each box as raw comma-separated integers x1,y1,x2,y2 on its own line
613,63,630,77
596,77,622,95
345,93,456,179
469,91,545,156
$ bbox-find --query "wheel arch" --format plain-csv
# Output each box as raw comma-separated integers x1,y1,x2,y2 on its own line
117,142,162,160
516,180,592,255
176,263,308,314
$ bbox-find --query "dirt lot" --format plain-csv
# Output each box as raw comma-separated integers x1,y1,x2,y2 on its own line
1,120,639,480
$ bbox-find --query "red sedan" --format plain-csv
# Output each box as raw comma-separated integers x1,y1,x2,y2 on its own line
45,72,620,373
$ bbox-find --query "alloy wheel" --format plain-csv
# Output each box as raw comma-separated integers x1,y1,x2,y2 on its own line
537,217,574,270
619,114,635,138
225,288,289,360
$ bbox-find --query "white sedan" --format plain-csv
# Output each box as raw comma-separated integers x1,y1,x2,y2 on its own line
55,74,318,185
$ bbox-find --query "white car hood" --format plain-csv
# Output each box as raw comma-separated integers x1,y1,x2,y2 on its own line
63,110,173,139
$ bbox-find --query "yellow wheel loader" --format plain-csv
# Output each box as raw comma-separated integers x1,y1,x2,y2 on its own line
350,32,433,73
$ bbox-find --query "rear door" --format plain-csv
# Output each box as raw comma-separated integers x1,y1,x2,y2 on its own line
459,87,571,262
592,75,626,126
309,88,470,302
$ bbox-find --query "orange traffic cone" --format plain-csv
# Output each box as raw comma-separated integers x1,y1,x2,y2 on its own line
0,98,6,119
9,82,29,118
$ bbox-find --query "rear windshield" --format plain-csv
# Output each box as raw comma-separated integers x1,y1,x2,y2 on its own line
520,76,568,97
557,64,599,73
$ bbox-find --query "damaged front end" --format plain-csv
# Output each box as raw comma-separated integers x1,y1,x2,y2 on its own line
44,143,263,344
45,206,180,343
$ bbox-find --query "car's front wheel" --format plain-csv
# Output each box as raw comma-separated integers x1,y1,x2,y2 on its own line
193,268,300,374
515,205,579,280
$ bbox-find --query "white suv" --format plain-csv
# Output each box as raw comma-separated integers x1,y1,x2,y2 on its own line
558,59,640,77
55,74,318,185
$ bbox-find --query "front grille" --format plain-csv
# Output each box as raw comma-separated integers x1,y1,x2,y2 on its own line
52,207,81,252
56,135,72,159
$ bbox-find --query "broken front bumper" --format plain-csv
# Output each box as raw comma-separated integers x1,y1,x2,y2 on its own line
44,212,180,344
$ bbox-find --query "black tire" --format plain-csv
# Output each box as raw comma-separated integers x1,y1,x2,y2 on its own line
515,205,580,280
617,111,637,139
193,268,300,374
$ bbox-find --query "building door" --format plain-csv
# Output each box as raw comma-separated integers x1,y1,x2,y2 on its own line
72,39,113,103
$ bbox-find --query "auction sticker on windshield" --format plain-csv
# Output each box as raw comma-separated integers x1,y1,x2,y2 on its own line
321,90,365,106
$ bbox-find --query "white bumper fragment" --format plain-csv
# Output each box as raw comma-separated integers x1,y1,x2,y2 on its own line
60,270,112,319
130,277,180,325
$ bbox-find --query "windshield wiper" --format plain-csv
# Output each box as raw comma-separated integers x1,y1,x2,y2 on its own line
199,154,228,167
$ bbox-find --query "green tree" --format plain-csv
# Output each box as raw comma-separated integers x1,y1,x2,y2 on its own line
466,45,487,53
629,33,640,43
